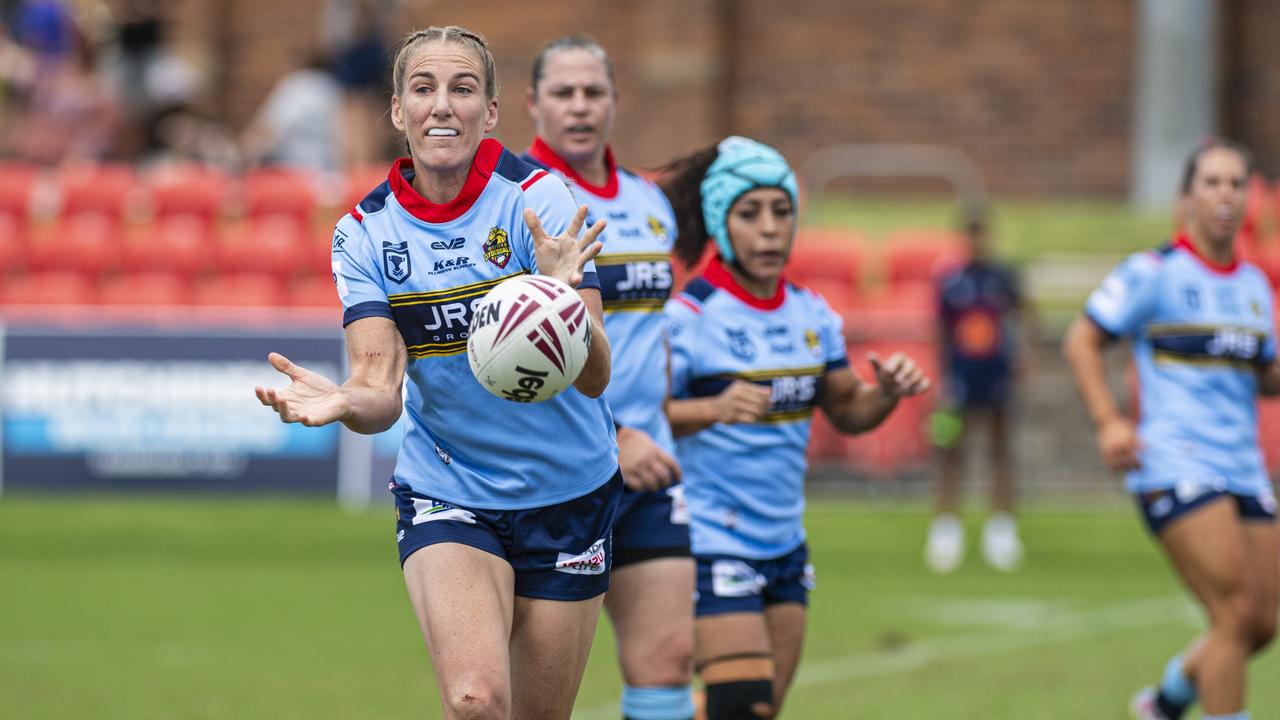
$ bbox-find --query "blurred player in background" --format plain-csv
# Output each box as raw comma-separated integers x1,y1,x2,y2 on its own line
1063,139,1280,720
256,26,621,720
925,212,1033,573
525,37,694,720
661,137,929,719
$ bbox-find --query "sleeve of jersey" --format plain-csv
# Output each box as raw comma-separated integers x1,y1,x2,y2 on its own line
817,294,851,371
664,295,700,399
1083,252,1163,339
1262,293,1278,364
331,215,393,327
522,172,600,291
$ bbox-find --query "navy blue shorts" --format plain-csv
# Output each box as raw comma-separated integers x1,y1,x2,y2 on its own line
612,483,692,568
945,363,1011,409
392,470,623,601
694,543,814,617
1136,485,1277,536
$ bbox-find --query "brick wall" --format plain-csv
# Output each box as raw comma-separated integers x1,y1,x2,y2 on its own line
171,0,1272,196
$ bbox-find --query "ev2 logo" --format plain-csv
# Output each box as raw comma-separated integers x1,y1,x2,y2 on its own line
431,237,466,251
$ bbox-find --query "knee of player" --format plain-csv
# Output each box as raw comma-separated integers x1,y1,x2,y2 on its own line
623,640,694,686
1209,584,1259,639
440,684,510,720
1249,607,1277,651
701,654,776,720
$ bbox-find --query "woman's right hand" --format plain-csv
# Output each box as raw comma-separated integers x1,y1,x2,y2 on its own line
1096,414,1142,471
255,352,348,427
715,380,772,424
524,205,606,287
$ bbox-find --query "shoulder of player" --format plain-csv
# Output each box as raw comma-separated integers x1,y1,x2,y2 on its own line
667,277,717,317
493,146,561,195
1115,242,1176,279
347,178,393,224
784,281,838,313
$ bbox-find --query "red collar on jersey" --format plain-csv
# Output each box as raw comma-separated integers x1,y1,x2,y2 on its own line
388,138,503,223
1174,231,1239,275
704,254,788,310
527,136,619,199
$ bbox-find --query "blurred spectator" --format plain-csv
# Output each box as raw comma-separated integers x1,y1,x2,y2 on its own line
4,25,121,164
239,53,342,173
141,102,241,173
323,0,395,167
12,0,75,69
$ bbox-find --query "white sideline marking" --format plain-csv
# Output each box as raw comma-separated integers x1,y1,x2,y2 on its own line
571,594,1198,719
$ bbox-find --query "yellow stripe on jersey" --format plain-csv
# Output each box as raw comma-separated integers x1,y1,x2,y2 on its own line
387,270,528,306
603,298,667,312
759,408,816,424
406,341,469,359
1152,351,1258,371
1147,323,1268,339
720,365,826,382
593,252,671,266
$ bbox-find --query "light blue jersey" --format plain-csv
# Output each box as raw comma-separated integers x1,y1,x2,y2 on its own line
525,138,678,454
1085,234,1276,495
333,139,618,509
665,258,849,558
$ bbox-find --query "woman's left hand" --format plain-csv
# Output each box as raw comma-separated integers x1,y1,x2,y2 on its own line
868,351,931,399
524,205,606,287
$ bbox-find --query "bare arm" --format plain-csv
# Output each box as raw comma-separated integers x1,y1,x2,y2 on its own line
572,288,611,397
255,316,407,434
1260,360,1280,396
819,353,929,434
667,380,771,438
1061,314,1141,470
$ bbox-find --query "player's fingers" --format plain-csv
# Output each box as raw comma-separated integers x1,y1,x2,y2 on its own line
866,351,882,374
269,352,304,380
577,239,603,265
522,208,547,243
255,386,273,406
579,218,607,249
563,204,589,240
662,453,683,482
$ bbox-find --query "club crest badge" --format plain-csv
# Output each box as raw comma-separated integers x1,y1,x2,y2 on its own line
805,328,822,356
484,226,512,268
726,328,756,361
382,241,411,283
647,215,669,242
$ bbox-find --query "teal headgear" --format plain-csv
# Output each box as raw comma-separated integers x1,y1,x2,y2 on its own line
700,136,799,262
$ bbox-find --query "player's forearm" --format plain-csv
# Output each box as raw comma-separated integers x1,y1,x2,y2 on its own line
830,383,898,434
1260,361,1280,396
1062,316,1122,426
666,397,722,437
573,317,611,397
337,382,403,434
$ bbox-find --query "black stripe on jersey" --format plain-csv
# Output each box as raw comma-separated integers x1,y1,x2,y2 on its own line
357,180,392,215
1147,324,1268,364
690,366,825,423
495,148,543,184
595,255,673,305
387,271,526,307
683,277,717,303
343,300,393,327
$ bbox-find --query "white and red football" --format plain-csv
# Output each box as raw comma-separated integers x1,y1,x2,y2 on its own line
467,274,591,403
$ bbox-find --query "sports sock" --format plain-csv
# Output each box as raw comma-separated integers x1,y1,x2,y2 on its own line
1154,654,1196,718
1201,713,1248,720
621,684,695,720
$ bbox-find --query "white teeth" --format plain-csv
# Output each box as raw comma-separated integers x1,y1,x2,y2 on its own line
427,128,458,137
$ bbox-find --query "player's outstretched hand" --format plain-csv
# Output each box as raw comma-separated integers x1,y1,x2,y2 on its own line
1097,415,1142,471
868,352,931,398
716,380,772,424
255,352,347,427
525,205,605,287
617,426,682,492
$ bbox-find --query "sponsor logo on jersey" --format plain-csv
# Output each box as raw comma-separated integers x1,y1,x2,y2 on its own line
433,442,452,465
1251,299,1264,319
332,228,348,253
1183,285,1201,311
555,538,607,575
382,241,412,283
727,328,757,361
647,215,668,241
431,237,466,250
766,325,793,353
410,497,477,525
710,559,766,597
805,328,821,357
802,563,817,591
667,484,689,526
429,256,475,275
484,226,512,268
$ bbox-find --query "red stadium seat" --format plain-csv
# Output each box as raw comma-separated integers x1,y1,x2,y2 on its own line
27,213,122,278
1242,241,1280,288
289,275,340,309
849,282,937,341
146,164,229,223
99,272,194,306
838,338,940,475
56,164,141,220
193,273,288,307
883,229,967,286
217,214,306,280
0,271,96,305
788,229,865,289
122,214,218,279
342,165,391,214
1240,174,1272,239
0,212,29,273
0,162,40,218
240,169,317,225
1260,397,1280,477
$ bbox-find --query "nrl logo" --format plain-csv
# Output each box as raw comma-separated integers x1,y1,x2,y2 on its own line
483,226,512,268
382,241,411,283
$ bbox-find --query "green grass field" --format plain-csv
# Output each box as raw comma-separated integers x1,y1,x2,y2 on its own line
4,494,1277,719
